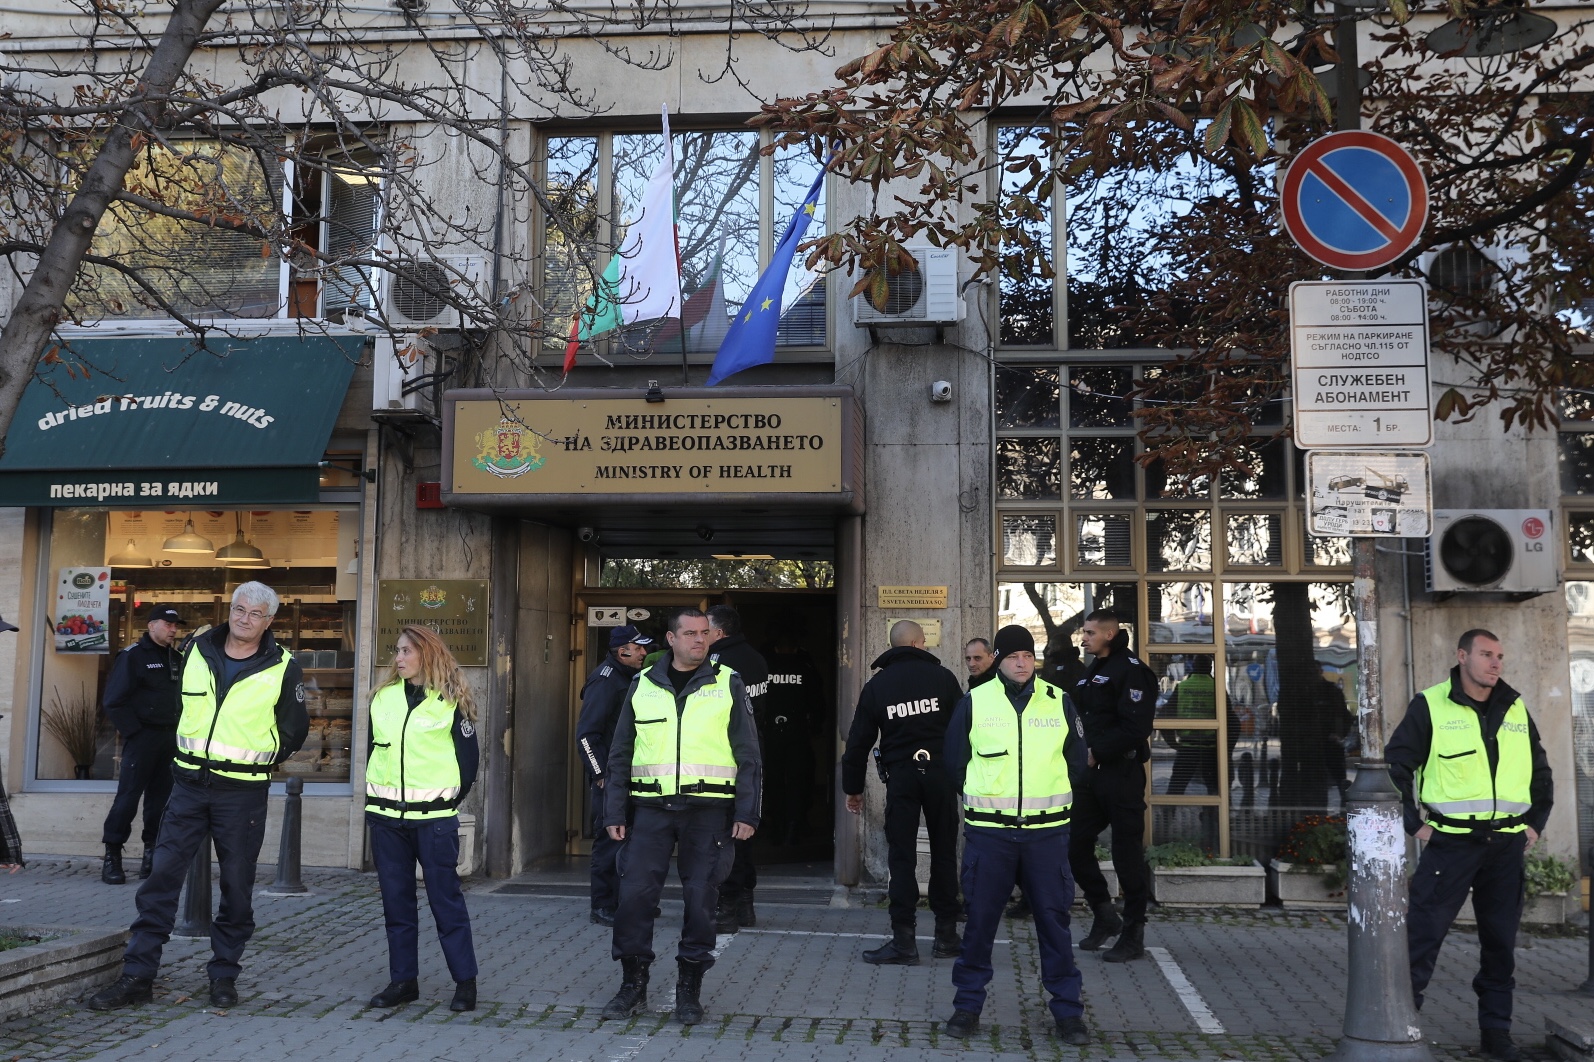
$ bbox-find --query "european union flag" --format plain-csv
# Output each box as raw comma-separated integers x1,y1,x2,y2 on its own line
707,161,828,386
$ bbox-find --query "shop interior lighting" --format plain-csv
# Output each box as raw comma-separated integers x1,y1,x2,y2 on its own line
108,540,154,568
214,513,268,567
162,518,215,554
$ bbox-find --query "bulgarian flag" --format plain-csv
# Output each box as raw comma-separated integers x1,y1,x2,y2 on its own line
563,105,683,373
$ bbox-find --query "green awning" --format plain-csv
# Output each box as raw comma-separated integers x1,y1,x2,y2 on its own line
0,334,361,506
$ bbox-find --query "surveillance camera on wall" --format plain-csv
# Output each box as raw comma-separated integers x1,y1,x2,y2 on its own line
930,381,952,403
577,527,598,543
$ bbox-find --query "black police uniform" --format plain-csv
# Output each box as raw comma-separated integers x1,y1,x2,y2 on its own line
123,626,308,986
841,645,966,939
707,635,769,919
575,651,641,919
1067,632,1157,934
101,631,182,852
1387,669,1553,1035
762,647,823,845
603,656,762,965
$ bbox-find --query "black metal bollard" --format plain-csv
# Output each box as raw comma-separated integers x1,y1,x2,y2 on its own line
266,776,308,895
1580,842,1594,997
173,831,212,938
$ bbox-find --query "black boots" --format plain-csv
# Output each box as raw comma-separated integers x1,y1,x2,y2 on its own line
932,918,961,959
450,978,477,1012
714,899,739,934
862,924,920,966
1480,1030,1521,1062
368,979,419,1007
1056,1015,1090,1046
87,973,152,1010
735,895,756,928
1102,920,1145,963
101,844,126,885
590,908,616,927
601,957,650,1019
139,848,154,879
1077,901,1122,951
209,978,238,1007
674,957,710,1025
945,1009,980,1039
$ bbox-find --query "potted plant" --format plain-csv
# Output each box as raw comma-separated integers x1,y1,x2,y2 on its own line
41,685,99,779
1268,816,1348,908
1147,841,1265,907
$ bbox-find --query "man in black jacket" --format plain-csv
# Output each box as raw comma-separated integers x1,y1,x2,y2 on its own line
575,624,652,926
99,604,184,885
706,604,768,931
964,637,996,691
1388,629,1553,1062
1066,609,1157,963
841,620,966,964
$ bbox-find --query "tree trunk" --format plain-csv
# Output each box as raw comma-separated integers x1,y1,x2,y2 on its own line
0,0,226,458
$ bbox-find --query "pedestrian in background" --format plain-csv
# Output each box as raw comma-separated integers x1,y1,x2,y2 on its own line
575,624,652,926
0,611,22,873
943,624,1090,1045
1067,609,1157,963
99,604,183,885
601,608,761,1026
90,581,308,1011
964,637,995,691
841,619,965,964
706,604,768,932
1389,629,1553,1062
365,624,482,1013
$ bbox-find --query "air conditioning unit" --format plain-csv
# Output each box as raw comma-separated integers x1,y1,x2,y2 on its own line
851,247,964,326
385,253,488,330
371,335,429,412
1426,509,1557,594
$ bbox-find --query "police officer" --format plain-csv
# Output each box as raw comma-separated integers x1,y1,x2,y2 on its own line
576,624,653,926
600,608,761,1027
89,581,308,1011
99,604,183,885
763,629,822,846
706,604,768,931
1163,655,1219,850
1067,608,1157,963
964,637,995,691
841,619,965,964
1388,629,1553,1062
942,624,1089,1045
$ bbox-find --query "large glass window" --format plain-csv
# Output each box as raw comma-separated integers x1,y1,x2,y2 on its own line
32,506,359,788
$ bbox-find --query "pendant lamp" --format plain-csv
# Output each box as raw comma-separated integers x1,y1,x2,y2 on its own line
163,518,214,554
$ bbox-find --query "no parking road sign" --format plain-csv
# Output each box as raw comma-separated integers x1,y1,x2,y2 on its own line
1282,131,1429,272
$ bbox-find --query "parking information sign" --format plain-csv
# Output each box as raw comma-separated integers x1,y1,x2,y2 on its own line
1306,450,1432,537
1290,279,1432,449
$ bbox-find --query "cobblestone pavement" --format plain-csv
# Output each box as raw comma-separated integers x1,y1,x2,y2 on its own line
1,858,1588,1061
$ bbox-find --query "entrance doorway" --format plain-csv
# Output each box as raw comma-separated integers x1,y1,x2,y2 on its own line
568,579,837,869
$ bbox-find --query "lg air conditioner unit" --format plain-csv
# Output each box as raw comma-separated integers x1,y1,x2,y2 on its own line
1426,509,1557,594
384,254,488,330
851,247,964,326
371,335,429,413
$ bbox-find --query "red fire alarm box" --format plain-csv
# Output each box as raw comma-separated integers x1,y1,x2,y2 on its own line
416,482,444,509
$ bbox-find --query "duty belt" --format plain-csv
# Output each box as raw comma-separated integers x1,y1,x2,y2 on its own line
366,794,458,813
1425,809,1528,833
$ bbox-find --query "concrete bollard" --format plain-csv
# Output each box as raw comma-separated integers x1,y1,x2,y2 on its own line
262,776,310,896
173,832,212,938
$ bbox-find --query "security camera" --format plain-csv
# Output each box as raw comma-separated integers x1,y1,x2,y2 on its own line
577,527,598,543
930,380,952,403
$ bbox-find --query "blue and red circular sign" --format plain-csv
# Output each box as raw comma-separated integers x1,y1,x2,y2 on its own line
1281,131,1428,271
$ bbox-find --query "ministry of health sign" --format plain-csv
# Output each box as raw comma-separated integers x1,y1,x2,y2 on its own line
443,387,860,509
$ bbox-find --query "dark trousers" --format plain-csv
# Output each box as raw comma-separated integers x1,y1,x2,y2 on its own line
765,736,815,843
1408,831,1527,1031
720,838,757,905
102,727,177,846
1167,744,1218,796
612,804,734,963
368,813,477,984
124,777,268,981
953,825,1081,1023
883,761,960,927
1069,760,1150,925
589,782,621,914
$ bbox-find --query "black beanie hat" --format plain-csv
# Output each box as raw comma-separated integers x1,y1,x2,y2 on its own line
992,624,1035,660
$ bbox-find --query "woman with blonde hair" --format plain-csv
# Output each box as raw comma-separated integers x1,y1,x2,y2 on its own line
365,624,481,1012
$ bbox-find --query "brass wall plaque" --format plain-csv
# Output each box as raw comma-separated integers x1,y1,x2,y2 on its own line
377,580,489,667
878,586,949,609
449,397,843,496
885,618,942,647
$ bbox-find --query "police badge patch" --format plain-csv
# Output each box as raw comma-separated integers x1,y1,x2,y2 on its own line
1129,689,1143,702
460,720,475,738
295,683,305,703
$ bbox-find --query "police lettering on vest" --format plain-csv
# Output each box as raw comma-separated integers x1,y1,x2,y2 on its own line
1416,681,1533,835
886,698,941,719
366,683,465,820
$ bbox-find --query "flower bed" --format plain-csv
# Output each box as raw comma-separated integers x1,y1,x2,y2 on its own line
0,924,128,1021
1267,860,1347,908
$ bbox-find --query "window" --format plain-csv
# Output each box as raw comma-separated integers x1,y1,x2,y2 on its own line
540,131,829,360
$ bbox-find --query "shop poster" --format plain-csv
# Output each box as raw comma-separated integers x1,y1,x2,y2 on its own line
55,567,111,652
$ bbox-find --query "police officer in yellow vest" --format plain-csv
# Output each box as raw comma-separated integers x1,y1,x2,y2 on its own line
365,624,481,1013
600,607,761,1027
942,624,1091,1046
1388,629,1553,1062
90,582,308,1011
